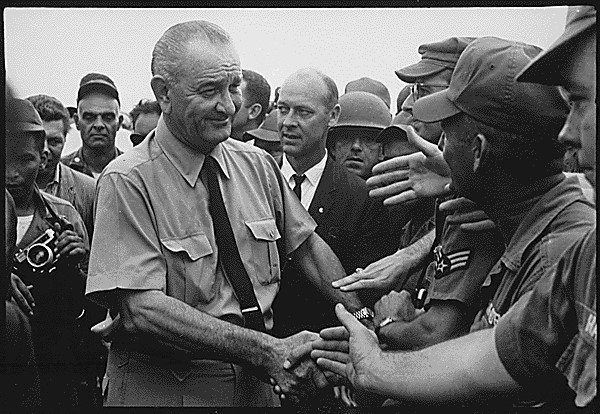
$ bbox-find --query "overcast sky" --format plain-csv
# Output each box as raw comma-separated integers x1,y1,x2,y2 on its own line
4,6,569,152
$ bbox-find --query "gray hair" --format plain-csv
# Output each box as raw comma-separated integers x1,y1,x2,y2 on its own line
151,20,232,85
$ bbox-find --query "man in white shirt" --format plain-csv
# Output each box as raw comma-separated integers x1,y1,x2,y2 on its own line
272,68,394,339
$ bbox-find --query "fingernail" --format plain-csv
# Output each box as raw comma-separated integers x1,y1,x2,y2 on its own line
283,360,290,369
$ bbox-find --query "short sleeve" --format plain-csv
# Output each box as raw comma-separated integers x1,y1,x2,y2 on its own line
428,213,505,309
86,171,166,308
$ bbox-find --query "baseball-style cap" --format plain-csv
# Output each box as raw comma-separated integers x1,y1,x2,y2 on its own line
517,5,596,85
243,110,279,142
377,112,411,144
395,37,477,82
77,72,120,105
11,98,45,133
413,37,569,137
345,77,392,109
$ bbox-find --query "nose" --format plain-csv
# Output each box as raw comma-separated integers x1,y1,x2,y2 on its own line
281,111,297,129
216,91,237,117
401,92,415,114
557,111,579,147
92,114,105,130
351,137,362,151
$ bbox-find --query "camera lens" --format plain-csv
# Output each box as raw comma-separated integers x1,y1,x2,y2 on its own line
27,244,54,268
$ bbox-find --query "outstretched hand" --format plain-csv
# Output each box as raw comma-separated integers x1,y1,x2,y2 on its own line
310,304,382,392
367,126,452,206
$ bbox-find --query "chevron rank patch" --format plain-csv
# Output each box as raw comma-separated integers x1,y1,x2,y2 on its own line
433,245,471,279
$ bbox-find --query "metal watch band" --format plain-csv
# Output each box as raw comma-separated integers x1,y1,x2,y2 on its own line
352,307,374,321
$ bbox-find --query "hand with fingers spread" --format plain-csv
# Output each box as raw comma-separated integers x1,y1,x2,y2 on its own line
439,197,496,232
267,330,330,401
367,126,452,206
9,273,36,316
310,304,382,392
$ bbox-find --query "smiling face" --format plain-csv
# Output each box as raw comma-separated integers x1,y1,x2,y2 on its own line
75,92,121,151
163,41,242,153
277,71,338,164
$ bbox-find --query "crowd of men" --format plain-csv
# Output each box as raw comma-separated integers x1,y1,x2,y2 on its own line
3,6,596,411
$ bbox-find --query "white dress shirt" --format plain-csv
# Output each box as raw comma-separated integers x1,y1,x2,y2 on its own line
280,150,328,210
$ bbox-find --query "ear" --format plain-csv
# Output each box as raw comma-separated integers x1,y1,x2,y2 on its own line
151,75,172,114
74,114,80,131
247,103,263,121
117,114,123,131
328,104,341,128
472,133,487,173
40,146,49,170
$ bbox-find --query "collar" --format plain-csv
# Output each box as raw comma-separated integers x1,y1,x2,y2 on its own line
53,162,61,184
281,150,328,187
69,145,123,171
500,174,586,272
154,116,230,187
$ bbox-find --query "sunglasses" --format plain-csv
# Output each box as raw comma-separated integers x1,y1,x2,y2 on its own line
410,83,449,102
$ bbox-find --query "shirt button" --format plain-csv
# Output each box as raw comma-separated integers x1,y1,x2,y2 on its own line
318,207,324,213
74,157,80,162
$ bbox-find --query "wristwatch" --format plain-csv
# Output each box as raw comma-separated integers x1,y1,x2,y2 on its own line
352,307,374,321
375,316,396,336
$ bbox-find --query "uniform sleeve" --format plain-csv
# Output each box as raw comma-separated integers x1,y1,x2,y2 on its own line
264,152,316,258
86,171,166,309
428,213,505,309
495,230,596,407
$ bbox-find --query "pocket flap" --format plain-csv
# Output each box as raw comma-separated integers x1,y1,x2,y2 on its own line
160,233,213,261
245,219,281,241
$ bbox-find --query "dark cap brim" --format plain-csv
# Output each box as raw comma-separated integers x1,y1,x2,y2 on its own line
243,129,280,143
412,89,461,123
78,82,120,103
395,60,448,83
376,125,409,143
517,22,595,85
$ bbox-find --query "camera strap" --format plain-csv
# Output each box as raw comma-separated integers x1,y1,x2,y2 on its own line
41,195,73,231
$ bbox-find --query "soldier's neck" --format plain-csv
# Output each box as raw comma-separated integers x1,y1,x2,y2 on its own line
286,148,326,176
82,145,117,173
36,165,56,190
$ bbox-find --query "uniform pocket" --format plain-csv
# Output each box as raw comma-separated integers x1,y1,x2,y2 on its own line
160,233,215,305
245,219,281,285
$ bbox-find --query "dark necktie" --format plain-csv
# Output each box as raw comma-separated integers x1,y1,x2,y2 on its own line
202,155,266,332
292,174,306,201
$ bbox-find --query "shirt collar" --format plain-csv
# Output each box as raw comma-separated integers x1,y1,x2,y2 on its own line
154,116,230,187
281,150,328,187
53,163,61,184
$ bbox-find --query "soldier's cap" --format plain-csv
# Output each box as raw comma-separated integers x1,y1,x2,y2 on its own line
77,72,120,105
517,5,596,85
413,37,569,137
10,98,45,133
377,112,411,144
395,37,477,83
243,110,279,143
345,77,392,109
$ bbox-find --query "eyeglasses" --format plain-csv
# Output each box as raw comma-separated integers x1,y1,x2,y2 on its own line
410,83,449,102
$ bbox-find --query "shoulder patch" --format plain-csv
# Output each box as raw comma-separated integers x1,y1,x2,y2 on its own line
433,245,472,279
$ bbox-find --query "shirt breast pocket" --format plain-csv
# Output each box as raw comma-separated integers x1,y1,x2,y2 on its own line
160,233,215,305
245,219,281,286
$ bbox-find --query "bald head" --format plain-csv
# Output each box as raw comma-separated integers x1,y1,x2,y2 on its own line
282,68,338,111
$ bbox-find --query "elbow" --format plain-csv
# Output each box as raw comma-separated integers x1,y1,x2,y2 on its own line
119,290,159,336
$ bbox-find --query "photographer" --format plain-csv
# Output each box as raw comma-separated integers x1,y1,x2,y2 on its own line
6,98,89,409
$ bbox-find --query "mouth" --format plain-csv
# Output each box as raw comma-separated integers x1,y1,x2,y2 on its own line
344,157,364,166
281,132,300,142
208,118,230,127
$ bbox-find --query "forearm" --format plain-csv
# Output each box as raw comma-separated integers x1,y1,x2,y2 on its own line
365,327,522,404
396,228,435,278
379,301,469,350
295,232,363,312
119,289,278,371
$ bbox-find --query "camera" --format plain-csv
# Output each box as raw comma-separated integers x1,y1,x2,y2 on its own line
13,228,61,276
13,215,74,278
